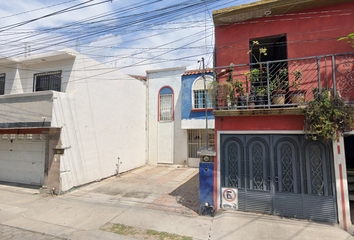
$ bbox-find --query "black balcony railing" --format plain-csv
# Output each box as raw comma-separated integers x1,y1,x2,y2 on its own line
211,52,354,110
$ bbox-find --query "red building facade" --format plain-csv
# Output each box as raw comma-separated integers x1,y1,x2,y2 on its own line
212,0,354,232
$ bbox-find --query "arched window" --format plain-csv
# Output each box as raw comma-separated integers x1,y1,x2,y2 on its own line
158,86,174,122
192,75,213,109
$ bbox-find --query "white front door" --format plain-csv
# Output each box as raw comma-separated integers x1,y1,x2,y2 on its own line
0,134,45,185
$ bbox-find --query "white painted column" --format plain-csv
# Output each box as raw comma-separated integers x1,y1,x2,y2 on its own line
333,134,352,233
216,130,221,211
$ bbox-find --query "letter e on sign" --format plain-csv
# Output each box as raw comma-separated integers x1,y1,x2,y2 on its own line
222,188,236,202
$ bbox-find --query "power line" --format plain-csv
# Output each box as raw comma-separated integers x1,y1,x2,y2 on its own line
0,0,80,20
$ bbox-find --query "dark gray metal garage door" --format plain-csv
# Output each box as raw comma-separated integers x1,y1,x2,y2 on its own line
220,134,337,223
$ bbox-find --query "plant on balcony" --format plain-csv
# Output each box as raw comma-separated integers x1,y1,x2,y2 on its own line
289,69,306,104
304,91,354,141
244,69,268,106
256,86,267,95
247,41,268,106
234,79,246,108
226,64,237,107
292,69,303,88
270,68,288,105
312,86,333,99
338,33,354,49
255,86,267,106
248,41,267,75
207,81,233,109
243,71,256,108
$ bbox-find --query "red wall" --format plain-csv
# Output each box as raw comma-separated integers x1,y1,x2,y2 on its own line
215,2,354,68
215,115,305,131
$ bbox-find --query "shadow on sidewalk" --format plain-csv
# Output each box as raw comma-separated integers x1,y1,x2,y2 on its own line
168,173,199,213
0,181,39,190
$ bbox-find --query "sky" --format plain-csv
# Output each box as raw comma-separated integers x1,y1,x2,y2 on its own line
0,0,257,75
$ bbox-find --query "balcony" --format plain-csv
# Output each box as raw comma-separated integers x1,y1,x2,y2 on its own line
0,91,54,128
212,52,354,116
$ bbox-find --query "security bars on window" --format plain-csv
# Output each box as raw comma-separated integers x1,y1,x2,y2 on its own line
159,94,173,121
34,70,62,92
194,90,212,109
0,73,5,95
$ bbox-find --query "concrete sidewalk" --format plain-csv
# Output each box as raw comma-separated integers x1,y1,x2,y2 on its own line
0,166,352,239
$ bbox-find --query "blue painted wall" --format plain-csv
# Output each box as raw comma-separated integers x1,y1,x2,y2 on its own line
181,73,214,120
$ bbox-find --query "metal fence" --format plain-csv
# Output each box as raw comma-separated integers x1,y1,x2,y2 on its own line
188,129,215,158
211,52,354,110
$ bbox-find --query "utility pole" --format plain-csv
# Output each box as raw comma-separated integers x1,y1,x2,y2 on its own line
201,57,209,150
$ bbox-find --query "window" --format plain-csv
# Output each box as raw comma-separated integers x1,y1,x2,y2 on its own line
192,75,213,109
34,71,62,92
159,86,174,122
194,90,212,109
0,73,5,95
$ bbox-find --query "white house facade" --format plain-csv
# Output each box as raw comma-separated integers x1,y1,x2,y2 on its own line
146,67,188,166
0,49,147,194
146,67,215,167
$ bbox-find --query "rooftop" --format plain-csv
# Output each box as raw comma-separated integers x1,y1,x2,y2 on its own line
212,0,352,25
0,49,76,65
183,68,213,76
129,75,147,81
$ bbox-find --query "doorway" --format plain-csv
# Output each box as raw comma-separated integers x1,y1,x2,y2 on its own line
344,135,354,223
187,129,214,167
249,35,288,90
249,35,287,64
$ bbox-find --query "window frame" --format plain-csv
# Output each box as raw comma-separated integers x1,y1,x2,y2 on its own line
33,70,62,92
191,75,213,109
0,73,5,95
158,86,174,122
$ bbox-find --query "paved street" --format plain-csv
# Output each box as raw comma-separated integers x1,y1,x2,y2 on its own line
0,166,352,239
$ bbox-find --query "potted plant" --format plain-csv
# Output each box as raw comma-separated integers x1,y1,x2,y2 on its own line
226,64,237,108
270,68,288,105
247,41,268,106
233,79,246,108
207,81,233,109
312,86,333,100
243,70,256,109
288,69,306,104
304,91,354,141
248,86,257,109
245,69,267,106
256,86,267,106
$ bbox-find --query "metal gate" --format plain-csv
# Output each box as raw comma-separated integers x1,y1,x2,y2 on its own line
220,134,337,223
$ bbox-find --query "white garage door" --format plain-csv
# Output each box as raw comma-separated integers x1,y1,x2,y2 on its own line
0,134,45,186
